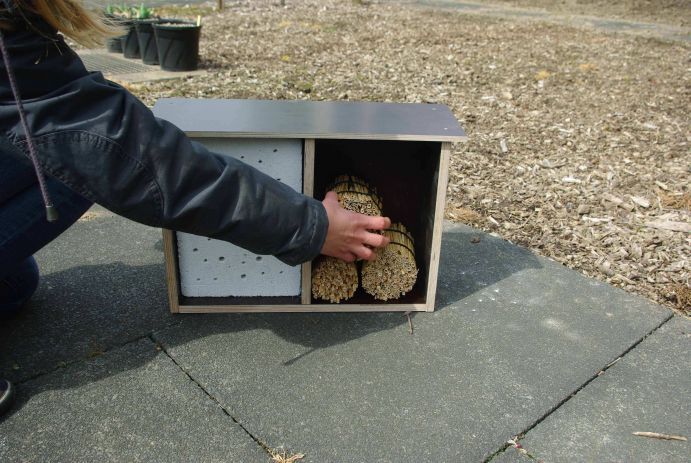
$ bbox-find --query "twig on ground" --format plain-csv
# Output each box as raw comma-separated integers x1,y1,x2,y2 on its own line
632,432,687,442
404,311,413,335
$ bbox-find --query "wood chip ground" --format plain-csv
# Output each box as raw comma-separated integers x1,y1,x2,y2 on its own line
128,0,690,315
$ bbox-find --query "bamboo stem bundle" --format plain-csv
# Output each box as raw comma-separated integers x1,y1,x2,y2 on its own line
311,256,358,303
329,174,383,217
361,223,418,301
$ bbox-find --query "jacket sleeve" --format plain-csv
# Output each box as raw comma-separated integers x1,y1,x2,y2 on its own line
5,72,328,266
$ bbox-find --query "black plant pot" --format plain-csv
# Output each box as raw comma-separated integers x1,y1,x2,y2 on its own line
103,14,128,53
121,22,140,59
135,19,161,65
153,22,201,71
106,35,124,53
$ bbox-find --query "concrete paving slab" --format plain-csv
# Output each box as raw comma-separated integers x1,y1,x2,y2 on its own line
493,316,690,463
154,223,671,462
0,338,267,462
0,206,175,383
491,448,531,463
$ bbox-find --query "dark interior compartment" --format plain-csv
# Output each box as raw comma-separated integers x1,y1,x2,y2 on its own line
313,139,442,304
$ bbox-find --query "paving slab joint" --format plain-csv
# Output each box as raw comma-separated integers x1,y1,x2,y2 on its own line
484,313,675,462
148,333,282,460
485,439,527,462
14,332,155,386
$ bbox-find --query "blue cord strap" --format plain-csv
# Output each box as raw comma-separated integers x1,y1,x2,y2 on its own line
0,27,58,222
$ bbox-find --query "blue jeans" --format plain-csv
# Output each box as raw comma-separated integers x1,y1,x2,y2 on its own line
0,151,92,316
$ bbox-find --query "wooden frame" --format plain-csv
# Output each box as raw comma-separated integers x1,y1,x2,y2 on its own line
301,139,315,306
153,99,466,313
426,142,451,311
162,228,180,313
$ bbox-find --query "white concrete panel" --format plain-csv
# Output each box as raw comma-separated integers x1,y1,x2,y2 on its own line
177,138,302,297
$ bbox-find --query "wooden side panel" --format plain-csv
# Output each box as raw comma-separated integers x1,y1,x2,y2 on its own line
162,229,180,313
301,139,315,305
425,142,451,312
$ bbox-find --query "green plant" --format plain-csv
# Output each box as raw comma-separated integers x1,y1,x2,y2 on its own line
105,3,136,19
136,4,153,20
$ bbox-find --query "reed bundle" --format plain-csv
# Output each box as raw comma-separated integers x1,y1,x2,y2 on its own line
361,222,418,301
311,256,358,303
329,174,383,217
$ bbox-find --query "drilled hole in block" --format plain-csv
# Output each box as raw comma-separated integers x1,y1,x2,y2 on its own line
241,274,246,279
273,148,278,152
193,248,198,252
219,256,225,261
256,256,262,261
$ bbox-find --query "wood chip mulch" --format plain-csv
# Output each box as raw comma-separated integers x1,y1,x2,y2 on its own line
127,0,690,315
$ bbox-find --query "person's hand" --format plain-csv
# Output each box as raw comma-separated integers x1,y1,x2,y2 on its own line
321,191,391,262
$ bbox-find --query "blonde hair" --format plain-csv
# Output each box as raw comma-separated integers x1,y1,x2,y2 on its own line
1,0,120,47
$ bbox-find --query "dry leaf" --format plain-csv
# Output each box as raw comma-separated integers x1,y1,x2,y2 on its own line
270,450,306,463
661,192,691,210
447,205,483,224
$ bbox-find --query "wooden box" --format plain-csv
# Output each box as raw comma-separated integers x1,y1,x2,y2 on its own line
152,99,466,313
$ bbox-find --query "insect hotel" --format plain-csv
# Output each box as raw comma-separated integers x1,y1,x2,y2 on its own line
152,99,466,313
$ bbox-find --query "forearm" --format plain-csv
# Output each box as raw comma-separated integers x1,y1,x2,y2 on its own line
2,73,328,265
150,123,329,264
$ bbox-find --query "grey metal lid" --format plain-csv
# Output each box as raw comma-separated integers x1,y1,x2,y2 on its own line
152,98,467,142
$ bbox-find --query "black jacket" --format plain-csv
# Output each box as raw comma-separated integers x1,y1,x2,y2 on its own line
0,18,328,266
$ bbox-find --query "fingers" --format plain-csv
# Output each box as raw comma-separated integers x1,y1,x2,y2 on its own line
361,230,389,249
324,190,338,203
360,215,391,231
353,245,375,261
320,193,392,263
338,251,358,262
